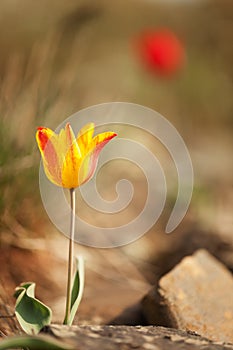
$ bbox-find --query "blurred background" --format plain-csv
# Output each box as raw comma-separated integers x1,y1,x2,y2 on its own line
0,0,232,331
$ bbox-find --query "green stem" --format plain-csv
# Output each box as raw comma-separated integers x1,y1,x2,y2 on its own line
63,188,76,325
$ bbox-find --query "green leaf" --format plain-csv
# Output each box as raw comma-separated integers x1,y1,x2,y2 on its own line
0,334,73,350
14,282,52,335
68,256,85,326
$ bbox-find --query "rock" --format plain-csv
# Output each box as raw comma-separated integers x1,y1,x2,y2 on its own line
158,249,233,343
41,324,233,350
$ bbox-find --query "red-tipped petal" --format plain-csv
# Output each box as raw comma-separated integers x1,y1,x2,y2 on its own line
36,127,54,151
36,127,62,186
80,132,117,185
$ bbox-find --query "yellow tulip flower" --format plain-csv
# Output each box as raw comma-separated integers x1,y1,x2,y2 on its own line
36,122,117,189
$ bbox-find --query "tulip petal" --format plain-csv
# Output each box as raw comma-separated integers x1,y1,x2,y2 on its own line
36,127,54,151
77,123,95,156
78,131,117,185
36,127,62,186
61,124,82,188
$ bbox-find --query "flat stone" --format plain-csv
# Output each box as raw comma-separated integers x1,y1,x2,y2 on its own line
158,249,233,343
40,324,233,350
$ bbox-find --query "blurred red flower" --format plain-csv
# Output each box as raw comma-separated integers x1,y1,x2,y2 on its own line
135,28,186,77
